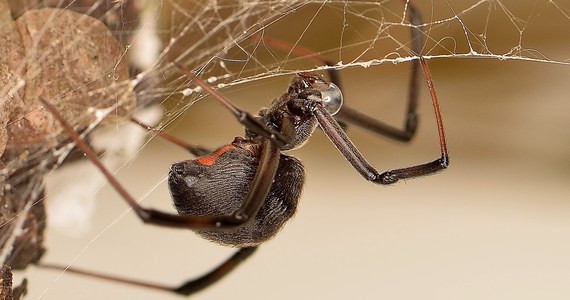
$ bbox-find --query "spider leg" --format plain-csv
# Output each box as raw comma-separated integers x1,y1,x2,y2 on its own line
314,58,449,184
334,0,423,142
175,62,291,149
172,247,256,295
38,247,257,295
39,98,280,230
130,117,211,156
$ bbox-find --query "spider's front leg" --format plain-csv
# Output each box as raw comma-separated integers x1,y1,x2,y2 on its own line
331,0,423,142
314,58,449,184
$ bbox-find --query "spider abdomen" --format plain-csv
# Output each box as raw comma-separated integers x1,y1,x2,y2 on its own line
168,143,305,247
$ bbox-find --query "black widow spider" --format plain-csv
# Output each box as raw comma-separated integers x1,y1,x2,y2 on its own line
38,1,449,296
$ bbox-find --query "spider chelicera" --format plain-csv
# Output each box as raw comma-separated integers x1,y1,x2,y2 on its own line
39,1,449,296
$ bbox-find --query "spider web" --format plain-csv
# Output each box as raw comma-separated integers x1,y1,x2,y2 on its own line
0,0,569,299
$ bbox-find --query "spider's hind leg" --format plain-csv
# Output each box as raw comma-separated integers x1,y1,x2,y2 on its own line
38,247,258,296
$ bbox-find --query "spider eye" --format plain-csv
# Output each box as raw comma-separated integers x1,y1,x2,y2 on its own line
319,83,343,115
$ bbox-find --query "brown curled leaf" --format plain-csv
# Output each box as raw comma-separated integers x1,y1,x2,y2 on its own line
7,0,142,41
5,7,136,152
0,0,25,157
0,0,136,285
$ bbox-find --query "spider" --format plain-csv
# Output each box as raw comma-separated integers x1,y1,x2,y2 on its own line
38,1,448,296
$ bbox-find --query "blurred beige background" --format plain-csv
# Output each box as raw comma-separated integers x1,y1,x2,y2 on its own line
22,1,570,299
